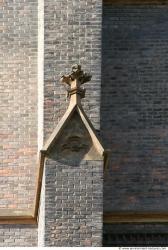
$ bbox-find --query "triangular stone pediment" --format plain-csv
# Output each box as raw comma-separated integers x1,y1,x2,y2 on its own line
42,105,104,165
48,110,102,165
41,65,105,165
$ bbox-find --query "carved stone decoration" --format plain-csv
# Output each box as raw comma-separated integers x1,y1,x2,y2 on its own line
49,111,102,165
42,64,105,165
60,64,92,99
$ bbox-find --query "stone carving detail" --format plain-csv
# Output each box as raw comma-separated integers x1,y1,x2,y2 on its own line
49,111,101,165
61,136,88,152
43,64,104,164
60,64,92,98
60,117,90,154
61,64,92,85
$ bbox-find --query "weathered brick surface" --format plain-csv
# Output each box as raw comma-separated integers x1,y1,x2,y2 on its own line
102,4,168,212
44,159,103,247
1,0,103,246
0,226,37,247
0,0,38,210
38,167,45,247
44,0,102,140
42,0,103,246
0,0,38,246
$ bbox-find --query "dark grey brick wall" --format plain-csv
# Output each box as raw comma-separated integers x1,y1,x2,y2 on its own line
102,4,168,212
103,223,168,246
44,159,103,247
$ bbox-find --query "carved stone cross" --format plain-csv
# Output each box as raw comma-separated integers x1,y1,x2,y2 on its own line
60,64,92,102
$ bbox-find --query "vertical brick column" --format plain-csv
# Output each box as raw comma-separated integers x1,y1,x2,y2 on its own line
38,0,103,246
44,160,103,247
44,0,102,137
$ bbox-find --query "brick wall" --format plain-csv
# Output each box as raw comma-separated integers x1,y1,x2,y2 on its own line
0,0,38,246
44,0,102,139
0,226,37,247
38,166,45,247
0,0,38,211
43,159,103,247
102,4,168,212
104,223,168,246
1,0,103,246
41,0,103,246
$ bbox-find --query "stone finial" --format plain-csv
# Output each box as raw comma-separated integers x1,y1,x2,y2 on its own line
60,64,92,99
42,63,104,163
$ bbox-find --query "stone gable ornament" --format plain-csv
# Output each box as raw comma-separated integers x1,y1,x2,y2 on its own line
60,64,91,99
41,64,105,165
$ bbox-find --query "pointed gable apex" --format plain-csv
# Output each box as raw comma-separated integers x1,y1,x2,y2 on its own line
41,104,104,160
41,65,105,162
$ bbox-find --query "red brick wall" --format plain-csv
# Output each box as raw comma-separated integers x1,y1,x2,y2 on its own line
0,0,38,212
